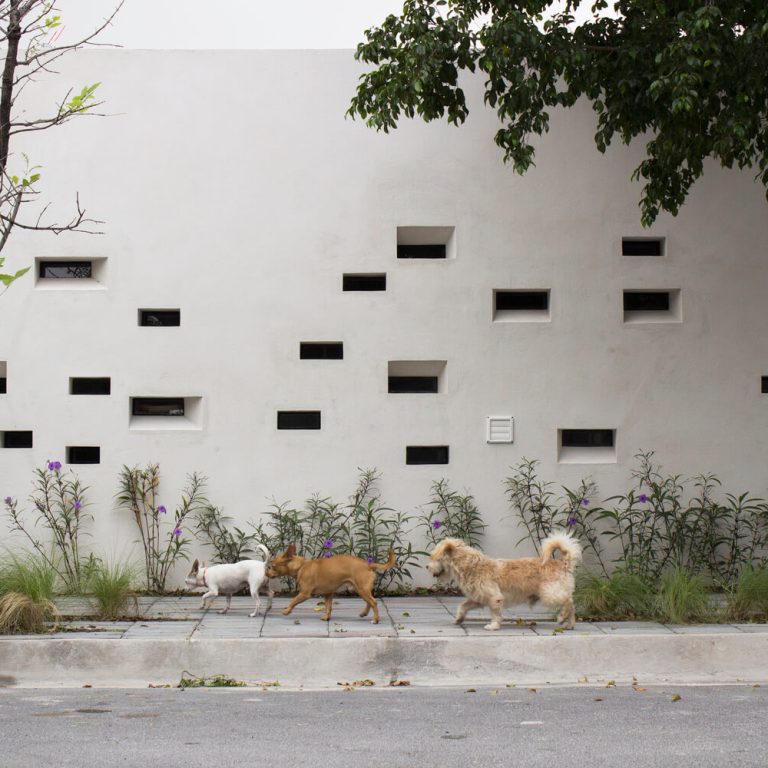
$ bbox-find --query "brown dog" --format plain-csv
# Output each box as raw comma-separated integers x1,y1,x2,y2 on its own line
266,545,396,623
426,533,582,630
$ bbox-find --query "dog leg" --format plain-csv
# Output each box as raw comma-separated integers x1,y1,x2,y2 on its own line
263,584,274,613
201,589,217,611
454,599,480,624
321,594,333,621
217,594,232,615
484,596,504,631
282,591,312,616
248,589,262,618
558,599,576,630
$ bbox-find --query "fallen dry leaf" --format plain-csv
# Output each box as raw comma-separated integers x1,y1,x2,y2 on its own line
605,680,616,688
388,680,411,687
594,697,603,702
465,688,477,693
336,679,375,687
633,686,647,693
528,688,537,693
671,694,681,702
82,684,92,689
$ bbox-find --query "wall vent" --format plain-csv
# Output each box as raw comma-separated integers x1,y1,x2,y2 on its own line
132,397,185,416
493,290,551,322
129,396,202,431
762,377,768,394
0,361,6,394
388,361,446,393
486,416,514,444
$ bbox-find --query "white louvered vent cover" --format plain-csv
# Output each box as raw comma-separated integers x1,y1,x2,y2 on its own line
486,416,514,444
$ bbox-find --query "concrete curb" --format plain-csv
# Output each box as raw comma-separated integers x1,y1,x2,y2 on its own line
2,633,767,688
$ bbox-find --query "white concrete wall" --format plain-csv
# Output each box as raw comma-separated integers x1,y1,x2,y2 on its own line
1,50,767,583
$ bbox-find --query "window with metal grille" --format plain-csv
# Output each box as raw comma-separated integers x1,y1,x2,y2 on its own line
70,377,111,395
132,397,185,417
38,260,93,279
277,411,321,430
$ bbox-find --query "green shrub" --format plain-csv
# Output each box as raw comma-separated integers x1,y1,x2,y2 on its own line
88,560,138,620
0,552,58,633
575,570,654,620
419,478,486,549
653,568,715,624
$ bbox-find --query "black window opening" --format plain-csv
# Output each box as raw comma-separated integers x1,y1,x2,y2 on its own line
762,377,768,394
406,446,449,465
397,244,446,259
70,377,111,395
495,291,549,311
0,377,5,394
277,411,321,430
343,274,386,291
622,239,664,257
300,342,344,360
132,397,185,417
388,376,439,394
623,292,670,312
38,260,93,279
561,429,614,449
67,446,101,464
2,431,33,448
139,309,181,327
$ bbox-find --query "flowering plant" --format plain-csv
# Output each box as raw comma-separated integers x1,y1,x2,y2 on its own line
419,478,486,549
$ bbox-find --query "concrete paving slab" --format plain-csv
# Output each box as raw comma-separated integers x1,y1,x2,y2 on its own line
122,621,199,639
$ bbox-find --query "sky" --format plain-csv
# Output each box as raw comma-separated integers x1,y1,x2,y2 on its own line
57,0,407,49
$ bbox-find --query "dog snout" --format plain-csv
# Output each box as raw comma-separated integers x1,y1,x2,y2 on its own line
426,560,443,577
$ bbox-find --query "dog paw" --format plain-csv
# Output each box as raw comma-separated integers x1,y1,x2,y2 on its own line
281,608,291,616
483,623,501,631
249,612,259,618
453,617,464,625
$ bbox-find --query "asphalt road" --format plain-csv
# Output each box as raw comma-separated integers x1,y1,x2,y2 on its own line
0,684,765,767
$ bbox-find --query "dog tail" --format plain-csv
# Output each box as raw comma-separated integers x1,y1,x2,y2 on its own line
540,532,582,569
255,543,271,564
368,549,396,572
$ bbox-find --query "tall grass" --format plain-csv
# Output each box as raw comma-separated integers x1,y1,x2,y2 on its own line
88,560,138,620
0,552,59,633
575,570,654,620
727,568,768,621
653,568,716,624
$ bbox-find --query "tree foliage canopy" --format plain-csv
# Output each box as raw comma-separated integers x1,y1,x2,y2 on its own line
348,1,768,225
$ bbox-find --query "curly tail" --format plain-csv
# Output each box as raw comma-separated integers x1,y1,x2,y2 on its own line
368,549,396,571
255,543,271,565
540,532,582,570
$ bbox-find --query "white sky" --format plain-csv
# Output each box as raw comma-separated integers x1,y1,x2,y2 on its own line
57,0,407,49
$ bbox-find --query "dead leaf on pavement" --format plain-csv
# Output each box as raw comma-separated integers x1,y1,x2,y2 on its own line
671,694,681,702
388,680,411,687
337,679,375,687
465,688,477,693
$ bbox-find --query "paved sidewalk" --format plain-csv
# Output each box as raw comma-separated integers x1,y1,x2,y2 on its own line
2,596,767,689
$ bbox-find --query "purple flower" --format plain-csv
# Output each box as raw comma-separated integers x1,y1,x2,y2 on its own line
3,496,12,505
73,500,82,511
323,538,333,549
432,520,443,530
47,460,62,472
367,556,374,564
638,494,649,504
324,551,332,558
580,498,589,506
173,527,183,537
566,516,578,527
157,505,167,515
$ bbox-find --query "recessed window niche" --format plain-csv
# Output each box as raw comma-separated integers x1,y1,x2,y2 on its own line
35,257,106,289
558,429,616,464
343,273,386,291
762,377,768,394
493,290,551,322
139,309,180,327
0,361,6,394
70,377,111,395
300,342,343,360
129,397,202,430
2,430,33,449
397,226,455,260
388,361,446,393
623,290,681,323
277,411,321,430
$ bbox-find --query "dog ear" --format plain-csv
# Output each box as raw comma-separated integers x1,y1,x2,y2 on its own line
441,541,455,556
286,543,296,558
191,559,199,573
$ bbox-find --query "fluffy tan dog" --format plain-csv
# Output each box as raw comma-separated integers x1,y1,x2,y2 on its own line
426,533,582,630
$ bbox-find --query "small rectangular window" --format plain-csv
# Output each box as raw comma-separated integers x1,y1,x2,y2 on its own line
388,376,438,393
2,431,33,448
139,309,180,327
67,446,101,464
70,377,111,395
762,377,768,394
277,411,321,430
406,446,449,465
0,378,5,395
132,397,185,417
623,292,670,312
38,260,93,279
397,244,446,259
622,238,664,256
300,342,344,360
496,291,549,311
343,274,386,291
561,429,614,448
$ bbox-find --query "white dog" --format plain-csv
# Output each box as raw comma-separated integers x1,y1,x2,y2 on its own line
184,544,274,617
